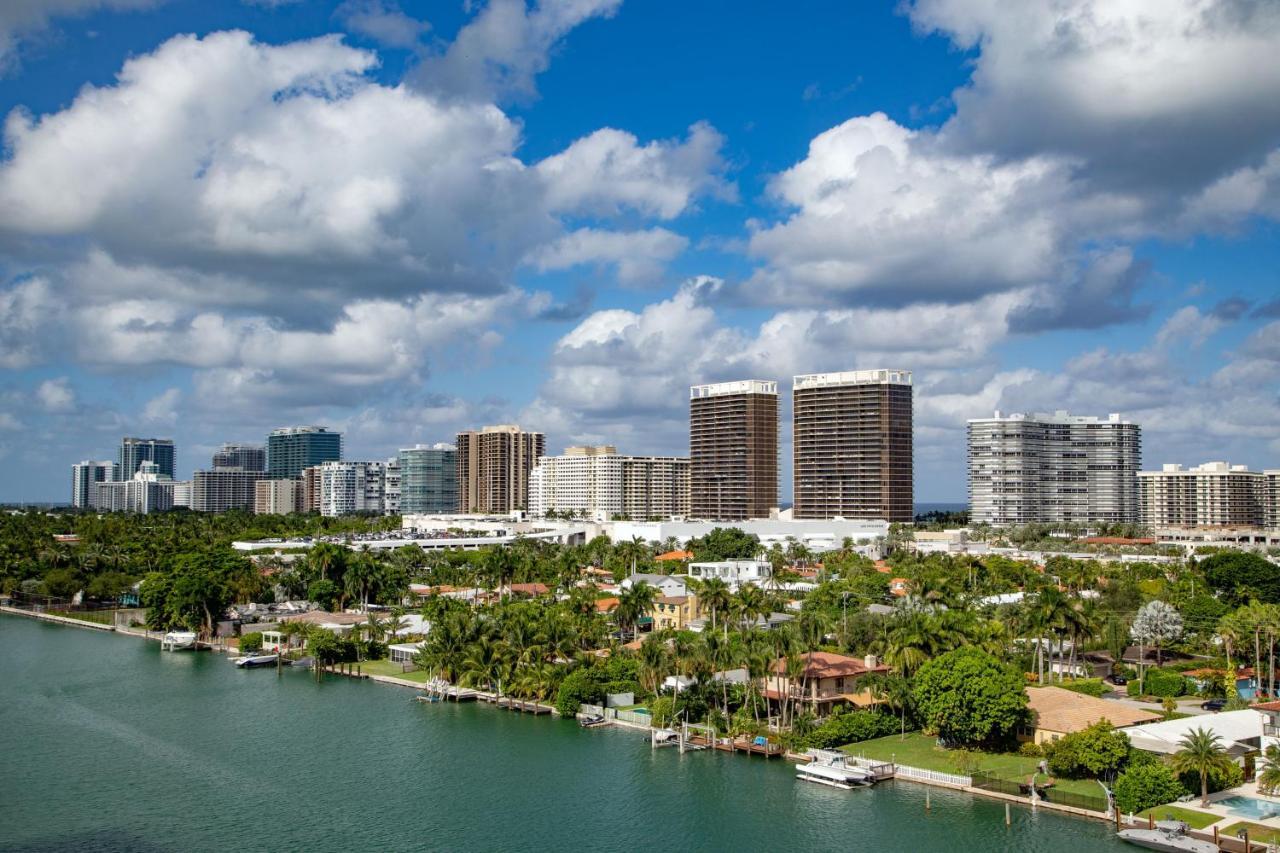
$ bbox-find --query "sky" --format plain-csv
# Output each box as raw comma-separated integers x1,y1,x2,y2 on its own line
0,0,1278,504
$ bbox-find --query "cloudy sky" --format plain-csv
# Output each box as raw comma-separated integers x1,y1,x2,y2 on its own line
1,0,1277,504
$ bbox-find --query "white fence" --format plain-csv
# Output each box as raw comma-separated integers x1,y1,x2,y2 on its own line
891,763,972,787
579,704,653,727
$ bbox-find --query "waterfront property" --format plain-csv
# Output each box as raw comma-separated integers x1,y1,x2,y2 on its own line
1020,685,1161,745
763,651,889,717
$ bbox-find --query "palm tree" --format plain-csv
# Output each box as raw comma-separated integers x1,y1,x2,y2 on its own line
616,581,657,641
699,578,732,636
638,633,670,695
734,583,769,631
1169,727,1233,807
460,634,510,697
1258,743,1280,795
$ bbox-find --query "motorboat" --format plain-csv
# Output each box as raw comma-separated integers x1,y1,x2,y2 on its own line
1117,821,1217,853
579,714,608,728
160,631,197,650
795,753,875,790
233,654,279,668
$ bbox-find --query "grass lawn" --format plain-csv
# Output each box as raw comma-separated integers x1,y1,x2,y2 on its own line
843,732,1103,798
47,609,114,625
1219,822,1280,845
355,659,431,682
1136,805,1221,829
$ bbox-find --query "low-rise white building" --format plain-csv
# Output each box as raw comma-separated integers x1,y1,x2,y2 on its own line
603,518,889,553
687,559,772,588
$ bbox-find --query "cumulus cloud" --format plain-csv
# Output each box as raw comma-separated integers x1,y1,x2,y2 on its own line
412,0,621,102
525,227,688,283
35,377,76,413
0,0,163,72
335,0,430,48
0,276,58,368
142,387,182,424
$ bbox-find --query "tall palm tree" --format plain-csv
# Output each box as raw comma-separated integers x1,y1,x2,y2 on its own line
1169,727,1233,807
1257,743,1280,795
638,633,670,695
460,634,510,697
616,581,657,641
699,578,732,636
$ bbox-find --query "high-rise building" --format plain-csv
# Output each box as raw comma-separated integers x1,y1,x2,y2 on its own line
1267,471,1280,530
1138,462,1270,528
968,411,1141,525
212,443,266,472
792,370,913,522
97,461,179,513
255,478,303,515
528,445,690,520
689,380,777,521
301,466,323,513
456,425,545,514
71,460,117,508
384,457,401,516
399,444,458,513
119,437,175,480
317,461,389,517
191,469,264,512
267,426,342,479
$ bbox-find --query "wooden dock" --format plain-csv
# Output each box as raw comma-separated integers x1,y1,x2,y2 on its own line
727,738,786,758
490,696,553,715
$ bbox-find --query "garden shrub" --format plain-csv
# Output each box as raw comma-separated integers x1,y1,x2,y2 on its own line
1144,669,1186,698
1058,678,1107,698
1113,763,1188,814
1177,760,1242,796
239,631,263,653
800,708,898,750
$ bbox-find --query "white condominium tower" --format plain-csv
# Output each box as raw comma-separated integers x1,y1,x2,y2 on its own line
968,411,1141,525
528,446,690,520
1138,462,1278,528
71,460,118,508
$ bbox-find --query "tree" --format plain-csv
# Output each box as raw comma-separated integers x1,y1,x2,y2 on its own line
698,578,732,635
1113,762,1187,814
1168,727,1233,807
912,647,1029,747
1131,600,1183,667
686,528,760,562
1203,552,1280,605
616,581,657,641
1045,721,1130,780
1257,743,1280,795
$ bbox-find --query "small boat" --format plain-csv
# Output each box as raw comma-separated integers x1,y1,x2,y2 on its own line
161,631,197,650
579,714,608,728
233,654,279,668
289,656,315,668
1117,821,1217,853
795,754,875,790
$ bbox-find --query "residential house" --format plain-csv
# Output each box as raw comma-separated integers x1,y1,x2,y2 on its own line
687,559,772,589
763,651,890,717
648,594,704,631
1021,686,1160,746
619,573,689,597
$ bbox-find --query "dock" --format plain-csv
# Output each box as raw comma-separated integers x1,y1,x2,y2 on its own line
488,696,553,714
420,679,478,701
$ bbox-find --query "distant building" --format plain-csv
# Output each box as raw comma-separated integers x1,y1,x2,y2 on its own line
455,425,544,513
318,460,390,517
384,457,401,516
687,559,772,589
191,469,264,512
212,443,266,472
301,466,323,513
71,460,117,508
267,426,342,479
119,437,175,480
968,411,1141,525
398,444,458,514
690,380,778,521
1139,462,1271,528
96,461,180,513
792,369,913,522
528,445,690,520
1269,471,1280,530
255,478,303,515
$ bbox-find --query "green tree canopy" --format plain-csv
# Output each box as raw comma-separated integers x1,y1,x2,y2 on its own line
912,647,1029,747
1203,552,1280,605
686,528,760,562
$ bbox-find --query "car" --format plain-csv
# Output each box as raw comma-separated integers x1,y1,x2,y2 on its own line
1110,674,1128,686
1201,698,1228,712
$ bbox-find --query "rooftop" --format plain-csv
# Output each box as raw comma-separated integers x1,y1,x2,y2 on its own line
690,379,777,398
771,651,888,679
1025,686,1160,734
793,369,912,390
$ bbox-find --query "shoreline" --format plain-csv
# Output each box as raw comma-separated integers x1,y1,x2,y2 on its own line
0,606,1117,828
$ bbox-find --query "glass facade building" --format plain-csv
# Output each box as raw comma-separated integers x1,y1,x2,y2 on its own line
267,426,342,479
119,437,175,480
399,445,458,513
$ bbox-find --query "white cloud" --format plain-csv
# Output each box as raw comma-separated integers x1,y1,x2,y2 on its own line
0,276,59,368
0,0,162,72
537,122,732,220
36,377,76,413
525,227,688,283
412,0,621,102
336,0,429,48
142,387,182,424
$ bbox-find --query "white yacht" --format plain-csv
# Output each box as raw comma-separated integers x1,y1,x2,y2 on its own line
160,631,197,651
1117,821,1218,853
795,753,875,789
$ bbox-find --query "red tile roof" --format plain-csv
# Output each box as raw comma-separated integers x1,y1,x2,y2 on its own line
771,651,889,679
656,550,694,561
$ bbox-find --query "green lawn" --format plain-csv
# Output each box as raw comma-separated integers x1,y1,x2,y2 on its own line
842,732,1103,798
1136,805,1220,829
1219,822,1280,845
355,659,431,682
47,609,114,625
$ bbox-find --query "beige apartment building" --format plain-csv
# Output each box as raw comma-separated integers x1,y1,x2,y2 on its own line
456,425,545,513
1139,462,1272,527
689,380,778,521
792,369,913,522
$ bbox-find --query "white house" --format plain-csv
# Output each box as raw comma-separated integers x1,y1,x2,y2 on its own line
687,559,772,589
619,573,688,597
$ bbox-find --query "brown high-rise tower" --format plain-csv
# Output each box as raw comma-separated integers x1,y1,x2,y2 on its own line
455,425,545,513
792,370,913,521
690,380,778,521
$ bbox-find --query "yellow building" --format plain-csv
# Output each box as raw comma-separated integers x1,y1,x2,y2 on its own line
648,594,704,631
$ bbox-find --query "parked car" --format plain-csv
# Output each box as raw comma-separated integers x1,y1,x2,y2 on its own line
1110,674,1128,686
1200,698,1228,712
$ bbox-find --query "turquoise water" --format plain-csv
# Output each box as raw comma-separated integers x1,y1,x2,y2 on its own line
0,614,1126,852
1218,795,1280,819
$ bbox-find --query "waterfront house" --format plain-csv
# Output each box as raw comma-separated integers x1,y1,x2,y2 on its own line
763,652,890,717
1020,686,1160,745
1125,709,1262,762
389,641,427,664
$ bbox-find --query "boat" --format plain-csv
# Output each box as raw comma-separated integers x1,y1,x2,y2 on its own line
1117,821,1217,853
289,656,315,668
160,631,197,650
233,654,279,668
579,714,608,728
795,754,875,790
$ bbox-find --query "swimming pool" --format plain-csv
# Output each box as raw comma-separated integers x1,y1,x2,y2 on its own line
1218,796,1280,820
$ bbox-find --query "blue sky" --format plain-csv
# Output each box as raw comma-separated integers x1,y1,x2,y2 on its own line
1,0,1278,503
